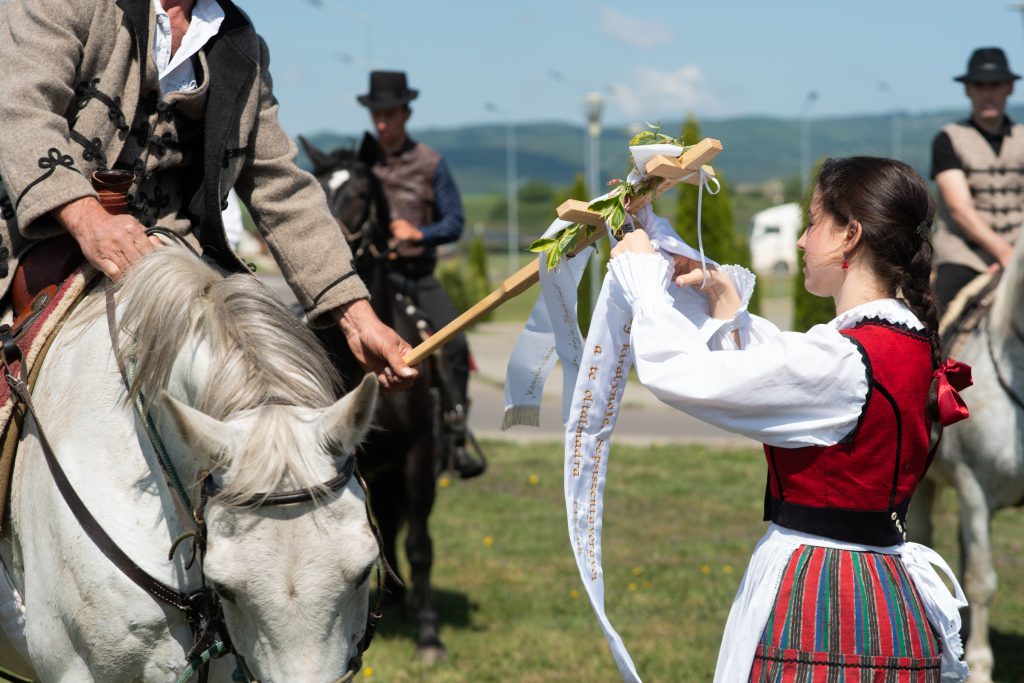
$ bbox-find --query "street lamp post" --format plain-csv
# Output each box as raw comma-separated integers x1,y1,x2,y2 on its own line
485,103,518,276
584,92,604,314
799,91,819,194
307,1,373,68
878,81,902,159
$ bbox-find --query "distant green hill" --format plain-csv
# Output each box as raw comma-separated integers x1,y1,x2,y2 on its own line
298,106,1022,195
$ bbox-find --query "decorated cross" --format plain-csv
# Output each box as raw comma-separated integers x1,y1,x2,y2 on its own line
402,136,724,365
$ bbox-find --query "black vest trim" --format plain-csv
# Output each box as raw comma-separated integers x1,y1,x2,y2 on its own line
839,333,873,446
116,0,151,96
196,8,257,275
767,496,911,547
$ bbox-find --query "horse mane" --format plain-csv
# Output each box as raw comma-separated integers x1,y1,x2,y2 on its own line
115,246,345,499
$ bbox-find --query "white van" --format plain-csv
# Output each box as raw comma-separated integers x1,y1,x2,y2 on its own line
749,202,802,275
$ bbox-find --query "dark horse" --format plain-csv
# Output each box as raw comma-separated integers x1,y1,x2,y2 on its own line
300,133,455,663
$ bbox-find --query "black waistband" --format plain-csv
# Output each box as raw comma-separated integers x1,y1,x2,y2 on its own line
764,496,911,547
391,254,436,278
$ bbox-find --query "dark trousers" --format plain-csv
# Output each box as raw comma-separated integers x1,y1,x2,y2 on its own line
934,263,982,320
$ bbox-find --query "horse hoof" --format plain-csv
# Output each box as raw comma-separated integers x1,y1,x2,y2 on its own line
415,644,447,665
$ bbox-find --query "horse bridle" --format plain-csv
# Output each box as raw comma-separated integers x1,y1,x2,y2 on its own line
985,314,1024,412
3,231,389,683
181,454,385,683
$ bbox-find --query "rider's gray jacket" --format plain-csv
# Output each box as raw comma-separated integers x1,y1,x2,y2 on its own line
0,0,367,321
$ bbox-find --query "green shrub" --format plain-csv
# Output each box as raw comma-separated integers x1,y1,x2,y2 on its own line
437,235,493,326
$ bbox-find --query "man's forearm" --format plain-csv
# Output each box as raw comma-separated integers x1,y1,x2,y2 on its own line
946,203,1010,257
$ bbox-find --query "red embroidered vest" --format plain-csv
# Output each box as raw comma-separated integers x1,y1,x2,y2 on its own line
763,320,934,546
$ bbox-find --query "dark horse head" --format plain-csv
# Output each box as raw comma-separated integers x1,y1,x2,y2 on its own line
300,133,390,290
301,134,450,663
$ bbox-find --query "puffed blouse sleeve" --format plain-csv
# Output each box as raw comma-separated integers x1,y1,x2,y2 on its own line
608,252,868,448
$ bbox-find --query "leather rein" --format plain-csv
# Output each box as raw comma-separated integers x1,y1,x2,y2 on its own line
2,232,388,683
985,313,1024,413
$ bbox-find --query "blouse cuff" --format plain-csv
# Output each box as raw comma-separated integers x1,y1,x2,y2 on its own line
701,264,757,348
607,252,672,308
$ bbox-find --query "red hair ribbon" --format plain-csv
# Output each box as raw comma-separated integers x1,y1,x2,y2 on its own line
935,359,973,427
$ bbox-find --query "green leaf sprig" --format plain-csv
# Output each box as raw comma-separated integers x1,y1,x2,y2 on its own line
528,123,688,269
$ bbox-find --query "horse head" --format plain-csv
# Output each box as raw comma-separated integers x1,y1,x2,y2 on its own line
161,375,379,682
119,247,383,682
300,134,390,281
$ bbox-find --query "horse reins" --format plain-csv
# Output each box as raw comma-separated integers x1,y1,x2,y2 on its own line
3,231,390,683
985,315,1024,412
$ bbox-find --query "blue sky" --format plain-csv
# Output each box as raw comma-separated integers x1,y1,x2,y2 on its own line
244,0,1024,137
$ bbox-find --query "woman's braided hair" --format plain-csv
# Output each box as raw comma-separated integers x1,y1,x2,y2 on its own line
815,156,940,417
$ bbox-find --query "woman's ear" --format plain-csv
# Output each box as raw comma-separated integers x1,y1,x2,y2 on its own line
845,219,864,252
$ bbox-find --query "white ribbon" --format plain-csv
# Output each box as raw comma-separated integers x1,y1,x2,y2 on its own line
502,204,716,429
694,168,721,289
503,153,725,681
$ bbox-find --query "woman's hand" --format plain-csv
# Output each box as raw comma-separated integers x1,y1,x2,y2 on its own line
671,255,742,320
609,229,655,257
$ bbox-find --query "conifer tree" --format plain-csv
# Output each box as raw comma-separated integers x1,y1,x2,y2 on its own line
555,173,603,336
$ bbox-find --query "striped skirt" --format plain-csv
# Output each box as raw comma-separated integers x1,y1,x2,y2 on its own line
748,545,942,682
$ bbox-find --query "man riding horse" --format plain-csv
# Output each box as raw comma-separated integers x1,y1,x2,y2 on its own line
0,0,416,393
355,70,486,479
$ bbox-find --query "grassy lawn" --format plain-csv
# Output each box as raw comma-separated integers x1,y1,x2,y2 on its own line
359,440,1024,683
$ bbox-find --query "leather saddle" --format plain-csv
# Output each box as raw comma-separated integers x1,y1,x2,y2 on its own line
8,234,84,335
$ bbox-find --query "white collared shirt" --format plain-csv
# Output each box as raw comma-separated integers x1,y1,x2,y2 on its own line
151,0,225,94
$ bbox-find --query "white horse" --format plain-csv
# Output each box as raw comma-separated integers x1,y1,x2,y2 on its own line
910,233,1024,683
0,245,381,682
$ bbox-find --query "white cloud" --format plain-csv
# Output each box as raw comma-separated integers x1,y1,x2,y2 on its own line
610,65,719,119
598,7,675,48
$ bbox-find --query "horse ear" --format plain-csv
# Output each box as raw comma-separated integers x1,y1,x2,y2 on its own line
160,391,233,460
319,373,378,453
298,135,331,173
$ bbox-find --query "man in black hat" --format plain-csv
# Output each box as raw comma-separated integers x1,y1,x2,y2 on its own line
931,47,1024,315
357,70,485,478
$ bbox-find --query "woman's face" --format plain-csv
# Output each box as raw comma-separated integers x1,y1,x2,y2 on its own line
796,189,848,298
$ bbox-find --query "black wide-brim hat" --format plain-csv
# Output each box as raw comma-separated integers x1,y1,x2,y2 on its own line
357,70,419,111
954,47,1021,83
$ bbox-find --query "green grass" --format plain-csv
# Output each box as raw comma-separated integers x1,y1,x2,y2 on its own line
358,440,1024,682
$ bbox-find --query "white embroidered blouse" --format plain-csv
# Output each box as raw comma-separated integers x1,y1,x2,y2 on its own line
608,251,925,448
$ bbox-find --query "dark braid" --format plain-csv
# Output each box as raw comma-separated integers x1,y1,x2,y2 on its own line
816,157,941,418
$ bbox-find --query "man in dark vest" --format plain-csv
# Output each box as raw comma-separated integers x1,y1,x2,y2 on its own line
931,47,1024,316
357,70,485,478
0,0,417,392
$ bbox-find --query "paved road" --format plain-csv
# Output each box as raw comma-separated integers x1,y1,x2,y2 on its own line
259,273,757,448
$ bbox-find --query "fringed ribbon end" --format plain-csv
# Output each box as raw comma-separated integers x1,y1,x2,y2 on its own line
501,405,540,430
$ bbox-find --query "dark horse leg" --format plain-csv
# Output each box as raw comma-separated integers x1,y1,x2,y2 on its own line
365,463,405,608
404,432,445,663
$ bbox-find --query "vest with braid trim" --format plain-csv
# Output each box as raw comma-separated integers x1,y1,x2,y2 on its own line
934,121,1024,271
762,320,933,546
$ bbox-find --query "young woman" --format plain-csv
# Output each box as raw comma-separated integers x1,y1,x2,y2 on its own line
608,157,970,682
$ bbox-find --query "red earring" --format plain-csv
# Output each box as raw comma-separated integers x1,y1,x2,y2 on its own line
841,260,849,270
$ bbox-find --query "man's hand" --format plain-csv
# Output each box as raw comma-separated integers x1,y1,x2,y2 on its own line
54,196,162,279
331,298,419,392
389,218,423,242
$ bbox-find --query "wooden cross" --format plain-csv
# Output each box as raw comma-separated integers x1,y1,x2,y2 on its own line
403,138,723,365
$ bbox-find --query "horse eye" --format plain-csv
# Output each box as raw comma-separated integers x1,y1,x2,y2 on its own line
355,562,375,588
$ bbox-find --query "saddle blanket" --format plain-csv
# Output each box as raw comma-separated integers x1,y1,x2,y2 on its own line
0,267,97,533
